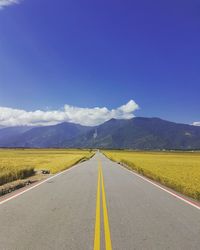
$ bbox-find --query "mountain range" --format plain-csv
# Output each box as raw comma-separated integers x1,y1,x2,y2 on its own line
0,117,200,150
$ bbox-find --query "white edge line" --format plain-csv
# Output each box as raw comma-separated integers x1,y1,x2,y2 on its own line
118,164,200,211
0,164,80,205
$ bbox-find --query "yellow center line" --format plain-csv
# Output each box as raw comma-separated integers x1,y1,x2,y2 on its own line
94,164,101,250
94,160,112,250
100,163,112,250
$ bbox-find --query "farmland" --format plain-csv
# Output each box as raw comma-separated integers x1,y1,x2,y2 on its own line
103,150,200,200
0,149,94,186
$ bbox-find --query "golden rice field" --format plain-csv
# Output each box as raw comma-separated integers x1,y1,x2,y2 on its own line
0,149,94,186
103,150,200,201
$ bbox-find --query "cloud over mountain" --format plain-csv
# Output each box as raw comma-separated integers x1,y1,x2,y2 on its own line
0,100,139,127
0,0,22,9
193,122,200,126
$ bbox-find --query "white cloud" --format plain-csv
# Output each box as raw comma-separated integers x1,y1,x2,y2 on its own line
193,122,200,126
0,0,21,9
0,100,139,127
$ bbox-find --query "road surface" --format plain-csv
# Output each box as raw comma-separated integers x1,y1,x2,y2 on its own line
0,153,200,250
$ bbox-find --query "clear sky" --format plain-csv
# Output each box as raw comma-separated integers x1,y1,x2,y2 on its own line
0,0,199,126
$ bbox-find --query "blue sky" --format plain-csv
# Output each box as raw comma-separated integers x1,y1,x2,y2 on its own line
0,0,199,126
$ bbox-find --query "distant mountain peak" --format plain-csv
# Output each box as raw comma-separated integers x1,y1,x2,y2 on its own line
0,117,200,150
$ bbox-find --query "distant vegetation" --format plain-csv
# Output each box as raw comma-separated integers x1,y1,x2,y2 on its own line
103,150,200,201
0,149,94,186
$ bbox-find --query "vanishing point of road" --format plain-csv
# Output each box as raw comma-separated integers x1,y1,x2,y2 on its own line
0,153,200,250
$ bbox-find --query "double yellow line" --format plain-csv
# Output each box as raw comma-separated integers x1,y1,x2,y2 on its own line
94,161,112,250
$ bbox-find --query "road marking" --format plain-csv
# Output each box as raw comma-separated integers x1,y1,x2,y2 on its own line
0,164,80,206
118,164,200,211
100,164,112,250
94,161,112,250
94,165,101,250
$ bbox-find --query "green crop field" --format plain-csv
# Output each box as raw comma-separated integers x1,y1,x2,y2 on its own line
103,150,200,201
0,149,94,186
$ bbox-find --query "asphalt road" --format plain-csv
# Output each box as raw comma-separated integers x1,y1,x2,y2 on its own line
0,153,200,250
